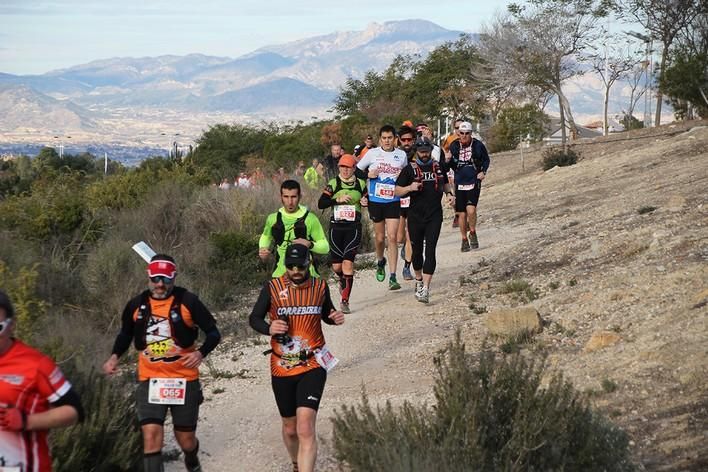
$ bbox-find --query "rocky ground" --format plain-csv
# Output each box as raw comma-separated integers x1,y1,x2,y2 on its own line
167,121,707,471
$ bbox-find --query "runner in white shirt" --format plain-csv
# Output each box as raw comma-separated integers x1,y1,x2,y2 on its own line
356,124,407,290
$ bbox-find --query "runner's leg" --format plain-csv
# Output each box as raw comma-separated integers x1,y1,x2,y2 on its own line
142,424,165,471
296,407,318,472
282,416,299,465
385,217,399,277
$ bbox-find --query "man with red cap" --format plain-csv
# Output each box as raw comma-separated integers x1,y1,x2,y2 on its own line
103,254,221,472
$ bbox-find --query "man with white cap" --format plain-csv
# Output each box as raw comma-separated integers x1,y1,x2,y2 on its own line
103,254,221,472
446,121,490,252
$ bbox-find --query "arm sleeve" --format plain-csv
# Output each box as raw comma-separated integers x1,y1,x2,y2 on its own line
51,388,85,423
321,284,337,325
111,299,137,357
184,293,221,357
249,282,273,335
308,215,330,255
317,183,335,209
258,213,276,249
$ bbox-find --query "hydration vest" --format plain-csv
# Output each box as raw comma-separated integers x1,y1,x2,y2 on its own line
133,287,197,350
410,160,443,192
332,176,365,196
271,210,310,246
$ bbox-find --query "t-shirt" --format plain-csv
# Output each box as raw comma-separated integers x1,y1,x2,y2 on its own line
0,340,72,472
449,139,490,186
356,146,407,204
396,160,449,222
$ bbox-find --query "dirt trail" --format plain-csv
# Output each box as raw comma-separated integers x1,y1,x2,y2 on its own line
167,121,707,471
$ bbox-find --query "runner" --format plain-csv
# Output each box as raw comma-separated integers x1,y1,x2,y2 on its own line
103,255,221,472
259,179,330,278
355,124,407,290
415,123,442,162
249,243,345,472
0,290,84,472
395,138,454,303
441,118,463,228
396,125,417,281
317,154,368,314
446,121,490,252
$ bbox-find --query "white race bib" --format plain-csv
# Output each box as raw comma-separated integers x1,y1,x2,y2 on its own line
0,467,22,472
373,182,395,200
457,183,475,191
333,204,356,221
400,196,410,208
314,345,339,372
148,378,187,405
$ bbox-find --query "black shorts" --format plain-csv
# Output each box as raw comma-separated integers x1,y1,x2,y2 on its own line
136,379,203,431
329,223,362,263
454,183,481,212
271,368,327,418
367,200,400,222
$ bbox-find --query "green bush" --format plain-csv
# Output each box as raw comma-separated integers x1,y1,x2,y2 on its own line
542,147,579,170
51,366,142,472
332,334,633,471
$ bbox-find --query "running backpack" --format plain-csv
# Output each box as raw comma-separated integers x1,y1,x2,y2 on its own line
332,176,365,196
271,210,310,246
410,161,443,192
133,287,198,350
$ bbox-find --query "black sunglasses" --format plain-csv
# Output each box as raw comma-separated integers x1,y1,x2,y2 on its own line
149,275,175,284
285,264,309,271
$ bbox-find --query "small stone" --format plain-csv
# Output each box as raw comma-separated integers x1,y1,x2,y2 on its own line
485,306,543,336
584,331,621,352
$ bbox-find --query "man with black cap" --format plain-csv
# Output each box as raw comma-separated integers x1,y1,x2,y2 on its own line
0,290,84,471
446,121,490,252
395,137,454,303
250,243,345,472
103,254,221,472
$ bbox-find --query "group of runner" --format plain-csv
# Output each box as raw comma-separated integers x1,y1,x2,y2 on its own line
0,119,488,472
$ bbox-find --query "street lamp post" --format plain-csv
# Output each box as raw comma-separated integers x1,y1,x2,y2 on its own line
625,31,653,128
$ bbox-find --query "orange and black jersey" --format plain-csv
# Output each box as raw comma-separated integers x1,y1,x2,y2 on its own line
111,288,220,381
249,276,336,377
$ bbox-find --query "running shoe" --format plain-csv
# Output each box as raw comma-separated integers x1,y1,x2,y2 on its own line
415,279,424,299
389,275,401,290
468,231,479,249
402,264,414,281
452,214,459,228
461,238,471,252
417,286,429,304
376,258,386,282
185,457,201,472
340,300,351,314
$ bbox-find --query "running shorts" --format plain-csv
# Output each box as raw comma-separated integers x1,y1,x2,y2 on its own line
136,379,203,430
454,183,481,212
271,367,327,417
367,200,400,222
329,223,362,263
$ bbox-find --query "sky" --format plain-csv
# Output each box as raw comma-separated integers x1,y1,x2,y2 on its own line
0,0,511,75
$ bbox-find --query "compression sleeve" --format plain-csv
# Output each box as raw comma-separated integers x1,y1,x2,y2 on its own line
51,387,85,423
321,284,337,325
198,326,221,357
318,183,335,209
249,282,273,335
111,299,138,357
307,213,330,256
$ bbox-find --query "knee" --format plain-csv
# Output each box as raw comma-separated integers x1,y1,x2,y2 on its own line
296,420,316,442
283,421,298,440
142,428,163,451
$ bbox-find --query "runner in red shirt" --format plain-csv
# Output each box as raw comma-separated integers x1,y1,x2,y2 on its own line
0,290,83,472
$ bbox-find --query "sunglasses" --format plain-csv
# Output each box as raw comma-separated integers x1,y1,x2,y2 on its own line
459,132,472,135
400,137,414,142
149,275,175,284
454,127,460,130
285,264,309,271
0,318,12,334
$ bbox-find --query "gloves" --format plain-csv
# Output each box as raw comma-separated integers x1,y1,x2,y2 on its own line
0,407,26,431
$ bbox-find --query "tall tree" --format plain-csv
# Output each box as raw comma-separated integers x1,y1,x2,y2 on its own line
618,0,706,125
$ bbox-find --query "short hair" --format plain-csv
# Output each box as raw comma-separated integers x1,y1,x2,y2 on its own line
150,254,175,264
0,290,15,319
379,124,396,136
281,179,301,194
398,125,415,138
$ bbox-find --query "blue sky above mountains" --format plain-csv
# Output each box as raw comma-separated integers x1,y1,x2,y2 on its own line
0,0,506,75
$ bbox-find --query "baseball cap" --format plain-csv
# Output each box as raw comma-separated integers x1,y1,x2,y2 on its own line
415,137,433,151
148,255,177,278
284,243,310,267
338,154,357,168
458,122,473,133
415,123,429,133
402,120,414,127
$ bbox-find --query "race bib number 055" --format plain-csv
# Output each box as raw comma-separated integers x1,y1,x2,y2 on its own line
148,378,186,405
373,182,395,200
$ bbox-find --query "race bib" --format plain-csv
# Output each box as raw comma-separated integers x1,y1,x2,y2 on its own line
0,467,22,472
373,182,395,200
333,204,356,221
400,196,410,208
457,184,475,191
314,345,339,372
148,378,186,405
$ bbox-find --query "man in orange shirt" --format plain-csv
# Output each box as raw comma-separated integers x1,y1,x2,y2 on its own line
103,255,221,472
250,244,345,472
0,290,84,472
